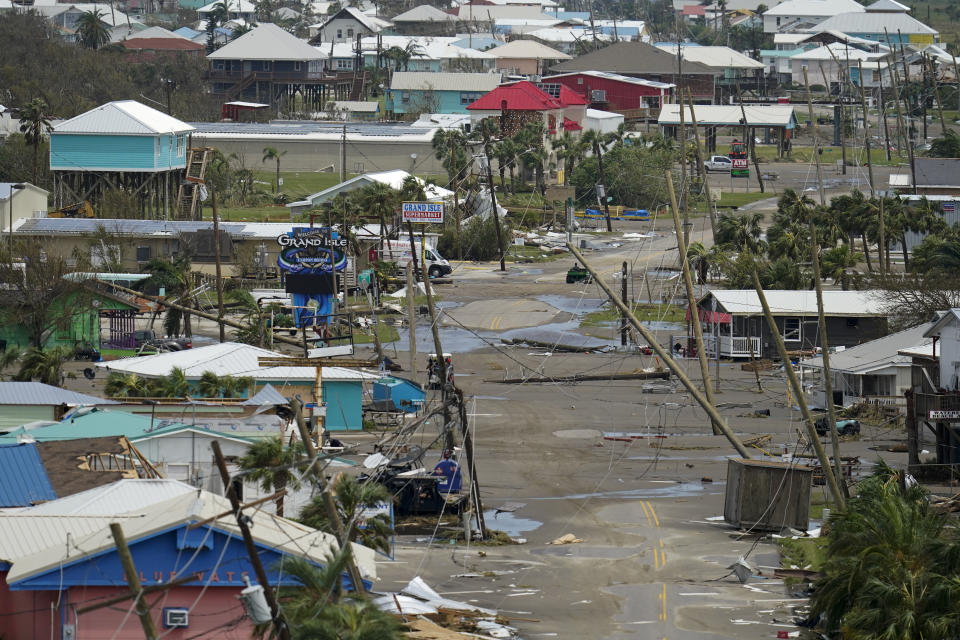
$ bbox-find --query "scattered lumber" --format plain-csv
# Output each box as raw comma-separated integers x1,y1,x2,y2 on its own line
488,370,670,384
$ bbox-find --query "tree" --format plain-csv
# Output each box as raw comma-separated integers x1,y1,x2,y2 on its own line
75,9,111,50
820,245,861,289
261,146,286,193
104,371,150,398
196,371,252,398
0,346,22,380
161,366,190,397
516,121,548,197
18,98,52,185
811,462,960,639
686,241,711,284
927,128,960,157
205,0,229,53
354,182,400,251
237,436,305,517
140,255,195,337
554,130,588,187
299,475,393,556
15,346,70,386
715,211,764,254
230,289,270,347
0,242,88,348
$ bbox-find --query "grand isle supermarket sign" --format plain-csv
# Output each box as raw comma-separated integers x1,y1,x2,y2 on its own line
930,410,960,420
402,202,444,223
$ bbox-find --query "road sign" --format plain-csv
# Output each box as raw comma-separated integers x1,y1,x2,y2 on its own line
732,158,748,170
929,410,960,420
402,202,443,223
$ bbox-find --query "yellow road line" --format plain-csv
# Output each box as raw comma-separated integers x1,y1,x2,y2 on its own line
662,583,667,622
639,501,653,527
647,501,660,528
659,539,666,567
653,545,659,569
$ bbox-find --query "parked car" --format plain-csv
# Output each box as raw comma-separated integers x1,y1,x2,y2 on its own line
814,417,860,437
704,155,733,172
133,330,192,352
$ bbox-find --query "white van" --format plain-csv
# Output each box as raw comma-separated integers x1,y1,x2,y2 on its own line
374,240,452,278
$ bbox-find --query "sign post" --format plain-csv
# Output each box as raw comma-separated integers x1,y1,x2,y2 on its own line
401,202,444,224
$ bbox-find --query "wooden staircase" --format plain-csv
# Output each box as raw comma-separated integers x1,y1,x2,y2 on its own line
174,147,213,220
349,70,368,101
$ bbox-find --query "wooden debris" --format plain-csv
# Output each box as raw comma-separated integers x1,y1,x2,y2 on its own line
741,360,774,372
490,370,670,384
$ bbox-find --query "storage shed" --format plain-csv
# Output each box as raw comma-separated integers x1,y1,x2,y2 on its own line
723,458,813,531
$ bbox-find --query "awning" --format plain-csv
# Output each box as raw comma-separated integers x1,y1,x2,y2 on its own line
563,117,582,131
685,307,732,324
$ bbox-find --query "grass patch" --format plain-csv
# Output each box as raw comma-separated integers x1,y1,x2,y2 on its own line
100,348,148,359
505,245,564,263
712,143,908,166
716,191,776,208
353,323,400,345
581,303,685,327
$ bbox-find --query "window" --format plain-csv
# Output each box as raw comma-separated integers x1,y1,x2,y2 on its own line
577,77,583,84
335,58,353,70
137,246,151,262
336,28,342,38
776,16,781,26
783,317,801,341
347,28,353,37
262,61,271,71
460,91,483,105
294,61,302,71
176,134,184,157
402,91,410,103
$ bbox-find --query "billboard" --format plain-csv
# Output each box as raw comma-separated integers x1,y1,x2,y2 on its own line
276,227,348,274
402,202,444,224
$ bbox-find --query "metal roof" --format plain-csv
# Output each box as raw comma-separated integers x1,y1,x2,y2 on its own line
0,444,57,507
489,38,570,59
703,289,888,317
0,410,192,444
659,104,797,127
550,40,716,75
812,11,936,35
53,100,194,135
391,4,457,22
96,342,380,382
189,119,441,142
21,478,197,515
240,384,289,406
790,42,888,61
0,514,143,562
655,44,765,69
913,158,960,188
124,25,188,39
764,0,864,17
0,382,117,407
208,23,325,61
14,217,251,238
5,487,376,583
542,70,674,88
866,0,910,12
390,71,503,92
333,100,380,112
197,0,255,12
803,322,933,374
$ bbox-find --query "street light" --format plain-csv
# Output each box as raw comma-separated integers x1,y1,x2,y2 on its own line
7,183,24,255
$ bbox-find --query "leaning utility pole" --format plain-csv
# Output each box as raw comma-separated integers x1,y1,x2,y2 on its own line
480,120,506,271
686,90,716,237
750,271,846,509
802,68,826,206
568,244,752,458
735,82,764,192
807,218,850,499
212,189,226,343
667,172,719,435
111,523,159,640
211,441,291,640
855,60,876,198
421,247,453,449
405,261,417,375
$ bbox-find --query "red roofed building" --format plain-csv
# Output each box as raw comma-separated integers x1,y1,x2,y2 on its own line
540,71,674,120
467,81,567,136
121,37,205,59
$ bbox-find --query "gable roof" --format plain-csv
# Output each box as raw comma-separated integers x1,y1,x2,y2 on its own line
703,289,887,317
790,42,888,61
123,25,187,39
0,382,116,407
391,4,458,22
812,11,937,35
317,6,388,33
197,0,256,12
556,83,589,105
95,342,379,382
121,37,205,51
542,70,675,89
0,443,58,507
764,0,864,17
35,436,146,497
655,44,765,70
659,104,796,127
467,80,562,110
923,309,960,338
0,410,194,444
866,0,909,12
290,170,454,207
803,322,933,374
53,100,194,135
454,4,549,20
914,158,960,188
489,38,570,59
208,23,325,61
390,71,503,92
550,40,715,75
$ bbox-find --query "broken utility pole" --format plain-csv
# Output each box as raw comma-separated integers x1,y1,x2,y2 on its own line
111,522,159,640
567,244,752,458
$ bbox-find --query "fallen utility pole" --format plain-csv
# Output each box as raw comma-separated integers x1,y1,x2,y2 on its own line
110,522,159,640
421,245,453,451
808,217,850,499
749,271,846,509
211,441,291,640
567,244,751,458
500,337,599,352
455,387,486,539
101,281,305,349
667,171,719,435
290,397,367,594
406,261,417,375
489,371,670,384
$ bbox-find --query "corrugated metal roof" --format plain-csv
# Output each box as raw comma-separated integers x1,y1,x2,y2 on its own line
6,488,376,583
0,444,57,507
208,23,325,61
655,44,765,69
96,342,379,382
659,104,796,127
333,100,380,112
803,322,933,374
550,40,715,75
866,0,910,12
53,100,194,135
391,71,502,92
391,4,457,22
23,478,196,515
0,382,117,406
0,410,192,444
790,42,887,61
764,0,863,17
812,11,936,35
914,158,960,187
468,80,562,110
704,289,887,316
0,514,143,562
489,38,570,59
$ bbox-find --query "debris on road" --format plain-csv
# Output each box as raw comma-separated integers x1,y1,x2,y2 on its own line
547,533,584,545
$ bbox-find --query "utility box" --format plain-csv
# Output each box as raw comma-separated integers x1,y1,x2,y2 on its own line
724,458,813,532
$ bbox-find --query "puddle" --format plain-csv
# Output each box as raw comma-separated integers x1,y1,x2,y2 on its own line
387,325,490,353
474,395,507,400
532,546,642,559
502,320,613,349
483,511,542,537
594,320,683,332
534,481,723,501
435,300,463,309
533,295,605,315
646,268,681,278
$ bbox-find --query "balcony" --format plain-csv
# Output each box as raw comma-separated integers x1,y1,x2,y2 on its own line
705,335,761,359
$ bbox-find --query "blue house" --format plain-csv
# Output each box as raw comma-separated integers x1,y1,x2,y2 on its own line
49,100,194,173
387,71,502,116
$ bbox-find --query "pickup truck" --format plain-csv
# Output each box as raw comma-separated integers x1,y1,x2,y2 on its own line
704,155,733,172
814,417,860,437
134,330,192,352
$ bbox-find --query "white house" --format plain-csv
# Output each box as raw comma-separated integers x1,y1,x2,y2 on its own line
311,6,391,43
923,309,960,392
789,43,890,89
763,0,864,34
197,0,256,22
0,183,48,234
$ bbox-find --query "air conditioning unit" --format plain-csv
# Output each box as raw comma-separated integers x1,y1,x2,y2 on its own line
591,89,607,102
163,608,189,628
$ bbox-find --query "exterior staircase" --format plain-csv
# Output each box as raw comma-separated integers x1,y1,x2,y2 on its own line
174,147,213,220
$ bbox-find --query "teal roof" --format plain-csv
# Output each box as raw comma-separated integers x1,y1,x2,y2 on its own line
0,410,193,443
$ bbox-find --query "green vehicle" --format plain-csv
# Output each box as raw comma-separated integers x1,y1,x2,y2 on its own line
566,264,593,284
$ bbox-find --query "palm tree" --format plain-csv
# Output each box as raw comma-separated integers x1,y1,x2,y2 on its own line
716,211,764,254
141,256,195,337
18,98,52,185
0,346,21,380
237,436,305,516
221,375,253,398
516,121,549,198
261,146,286,193
299,475,393,555
161,366,190,398
582,128,612,231
554,131,588,187
354,182,399,251
75,9,111,49
686,241,711,284
820,245,861,289
104,371,149,398
431,128,470,192
230,290,269,347
15,347,71,386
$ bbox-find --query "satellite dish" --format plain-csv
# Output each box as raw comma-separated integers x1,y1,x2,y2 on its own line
83,368,96,380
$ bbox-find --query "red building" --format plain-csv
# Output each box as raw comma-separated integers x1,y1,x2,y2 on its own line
121,37,205,59
540,71,674,120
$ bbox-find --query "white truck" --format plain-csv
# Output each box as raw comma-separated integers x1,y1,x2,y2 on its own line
704,155,733,172
373,239,452,278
